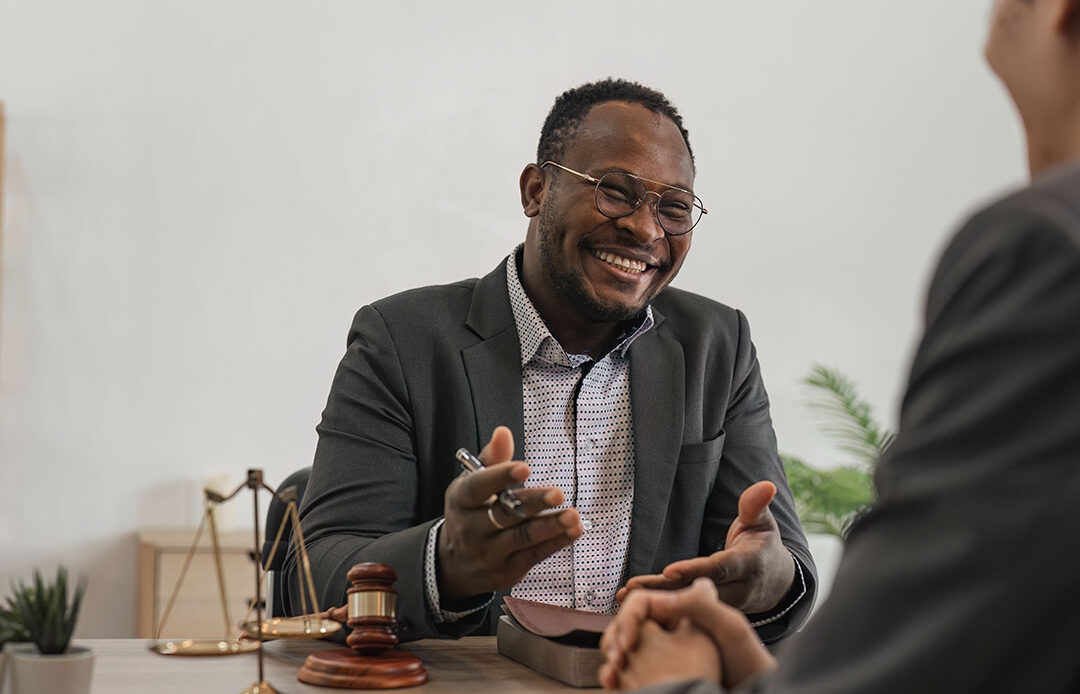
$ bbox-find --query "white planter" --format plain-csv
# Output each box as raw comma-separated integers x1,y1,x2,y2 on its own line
6,643,94,694
1,650,7,694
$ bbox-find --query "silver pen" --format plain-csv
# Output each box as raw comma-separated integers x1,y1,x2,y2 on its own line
454,447,527,519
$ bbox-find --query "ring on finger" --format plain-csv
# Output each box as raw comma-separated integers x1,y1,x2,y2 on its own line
486,505,509,531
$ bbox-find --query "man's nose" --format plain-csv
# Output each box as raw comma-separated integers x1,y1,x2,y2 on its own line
615,193,666,243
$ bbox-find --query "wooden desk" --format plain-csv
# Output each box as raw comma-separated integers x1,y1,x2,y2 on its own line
81,637,598,693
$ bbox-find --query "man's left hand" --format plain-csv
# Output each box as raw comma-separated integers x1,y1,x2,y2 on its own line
616,481,795,614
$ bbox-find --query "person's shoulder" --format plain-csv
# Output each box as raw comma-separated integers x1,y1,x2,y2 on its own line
369,277,479,313
958,162,1080,252
350,277,481,337
927,164,1080,319
652,286,747,337
654,286,739,318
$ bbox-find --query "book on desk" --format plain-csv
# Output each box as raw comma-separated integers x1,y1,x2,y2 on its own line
495,596,614,688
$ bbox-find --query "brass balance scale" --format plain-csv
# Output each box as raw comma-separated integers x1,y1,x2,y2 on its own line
148,468,341,694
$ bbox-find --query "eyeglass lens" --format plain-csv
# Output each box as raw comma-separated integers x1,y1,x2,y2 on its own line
594,172,701,235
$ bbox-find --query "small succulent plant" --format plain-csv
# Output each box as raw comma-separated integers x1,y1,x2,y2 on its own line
9,567,88,655
0,594,30,648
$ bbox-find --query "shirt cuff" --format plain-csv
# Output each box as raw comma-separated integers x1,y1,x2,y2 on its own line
747,552,808,628
423,518,493,623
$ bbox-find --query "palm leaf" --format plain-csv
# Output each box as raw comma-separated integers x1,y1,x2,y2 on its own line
782,366,892,538
804,364,893,469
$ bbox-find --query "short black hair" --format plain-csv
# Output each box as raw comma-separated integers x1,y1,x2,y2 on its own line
536,78,694,169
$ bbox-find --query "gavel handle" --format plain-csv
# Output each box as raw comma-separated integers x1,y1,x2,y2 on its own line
324,604,348,623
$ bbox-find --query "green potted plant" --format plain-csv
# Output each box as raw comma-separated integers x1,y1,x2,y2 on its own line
782,364,893,538
5,567,92,694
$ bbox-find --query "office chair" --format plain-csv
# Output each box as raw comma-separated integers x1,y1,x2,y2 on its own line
262,466,311,618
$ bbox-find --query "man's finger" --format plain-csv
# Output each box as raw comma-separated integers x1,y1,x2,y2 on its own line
504,518,582,575
485,486,566,529
737,480,777,527
479,425,514,466
495,507,580,551
661,555,727,583
597,662,619,691
663,549,756,586
451,460,530,509
673,580,777,686
621,573,687,595
635,577,721,628
601,585,654,662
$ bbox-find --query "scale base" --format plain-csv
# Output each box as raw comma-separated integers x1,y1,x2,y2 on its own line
240,681,280,694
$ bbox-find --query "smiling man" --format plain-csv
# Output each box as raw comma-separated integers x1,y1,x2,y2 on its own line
286,79,815,643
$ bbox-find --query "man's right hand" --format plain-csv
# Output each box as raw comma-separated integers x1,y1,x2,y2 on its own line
437,426,583,601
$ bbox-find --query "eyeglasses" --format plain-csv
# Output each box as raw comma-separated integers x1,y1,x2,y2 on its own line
542,160,707,236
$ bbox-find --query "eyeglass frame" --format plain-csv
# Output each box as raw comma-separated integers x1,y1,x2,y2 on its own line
541,160,708,236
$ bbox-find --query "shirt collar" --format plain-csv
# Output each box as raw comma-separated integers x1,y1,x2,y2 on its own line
504,245,654,367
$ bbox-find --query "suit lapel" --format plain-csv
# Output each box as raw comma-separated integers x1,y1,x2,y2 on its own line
461,261,526,452
627,313,685,578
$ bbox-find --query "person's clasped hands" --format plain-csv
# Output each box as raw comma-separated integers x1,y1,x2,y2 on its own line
600,577,778,691
436,425,585,601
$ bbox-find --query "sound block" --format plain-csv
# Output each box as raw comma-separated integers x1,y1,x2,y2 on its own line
298,648,428,689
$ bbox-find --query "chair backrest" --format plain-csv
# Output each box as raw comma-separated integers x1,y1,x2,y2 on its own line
262,466,311,617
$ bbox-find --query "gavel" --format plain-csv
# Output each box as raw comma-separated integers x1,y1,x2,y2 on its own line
298,563,428,689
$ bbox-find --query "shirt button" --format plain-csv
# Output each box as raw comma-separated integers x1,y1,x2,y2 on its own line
584,589,596,606
581,518,593,531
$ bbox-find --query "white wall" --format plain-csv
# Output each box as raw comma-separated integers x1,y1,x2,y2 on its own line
0,0,1026,636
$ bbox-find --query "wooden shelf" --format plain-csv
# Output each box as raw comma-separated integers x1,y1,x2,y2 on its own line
136,526,262,639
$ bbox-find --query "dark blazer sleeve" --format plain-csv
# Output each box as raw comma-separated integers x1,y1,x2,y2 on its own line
283,303,485,641
746,202,1080,692
706,310,816,642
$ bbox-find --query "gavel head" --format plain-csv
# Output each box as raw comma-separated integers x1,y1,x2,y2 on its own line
344,563,400,654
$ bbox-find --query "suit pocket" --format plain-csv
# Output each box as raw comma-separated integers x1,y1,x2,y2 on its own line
678,431,727,466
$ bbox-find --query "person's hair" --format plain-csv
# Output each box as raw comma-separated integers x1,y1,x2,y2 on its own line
536,78,694,169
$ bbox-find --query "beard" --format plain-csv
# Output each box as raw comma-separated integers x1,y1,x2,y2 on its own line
535,199,654,326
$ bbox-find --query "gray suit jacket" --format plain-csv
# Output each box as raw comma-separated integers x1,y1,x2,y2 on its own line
643,165,1080,694
286,256,815,642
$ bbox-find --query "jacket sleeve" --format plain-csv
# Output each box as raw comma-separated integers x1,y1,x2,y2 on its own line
282,304,486,641
706,309,817,643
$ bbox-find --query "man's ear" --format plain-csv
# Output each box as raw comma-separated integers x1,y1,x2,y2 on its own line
519,163,546,218
1055,0,1080,35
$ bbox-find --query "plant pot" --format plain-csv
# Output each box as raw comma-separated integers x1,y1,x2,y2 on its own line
6,643,94,694
0,649,7,694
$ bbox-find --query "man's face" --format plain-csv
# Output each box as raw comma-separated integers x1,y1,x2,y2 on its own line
985,0,1073,139
985,0,1038,104
526,101,696,326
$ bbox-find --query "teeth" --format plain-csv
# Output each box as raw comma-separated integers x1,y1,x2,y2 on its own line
592,250,648,273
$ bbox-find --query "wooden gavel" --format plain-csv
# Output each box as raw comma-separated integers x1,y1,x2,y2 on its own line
298,563,428,689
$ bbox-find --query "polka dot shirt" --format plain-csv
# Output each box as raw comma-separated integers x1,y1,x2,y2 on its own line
423,248,653,620
506,250,652,614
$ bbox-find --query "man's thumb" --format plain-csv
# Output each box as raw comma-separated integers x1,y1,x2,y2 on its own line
737,481,776,526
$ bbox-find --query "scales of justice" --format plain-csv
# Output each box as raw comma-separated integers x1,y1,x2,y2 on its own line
149,468,427,692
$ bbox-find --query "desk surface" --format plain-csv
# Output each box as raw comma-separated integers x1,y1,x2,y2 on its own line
80,637,598,693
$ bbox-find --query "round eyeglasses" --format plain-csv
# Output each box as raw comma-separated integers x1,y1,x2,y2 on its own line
542,160,707,236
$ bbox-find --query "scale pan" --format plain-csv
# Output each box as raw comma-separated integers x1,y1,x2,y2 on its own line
239,616,341,640
149,639,261,656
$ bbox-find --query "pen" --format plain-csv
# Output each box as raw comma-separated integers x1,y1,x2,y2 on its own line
454,447,527,519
